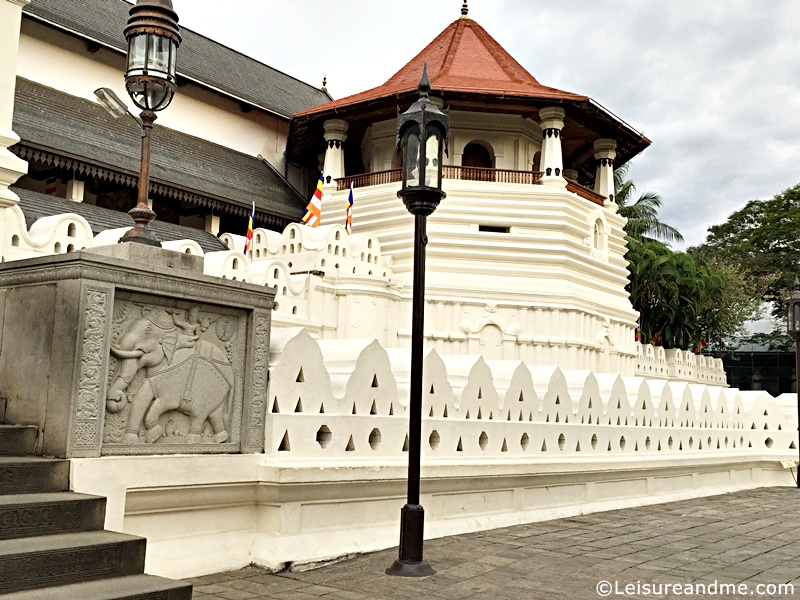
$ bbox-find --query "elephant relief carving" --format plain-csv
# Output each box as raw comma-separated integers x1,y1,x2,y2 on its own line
105,305,236,445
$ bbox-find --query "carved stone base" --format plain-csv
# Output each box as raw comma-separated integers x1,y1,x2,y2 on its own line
0,247,274,457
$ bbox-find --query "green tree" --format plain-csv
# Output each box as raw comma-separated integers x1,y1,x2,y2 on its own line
615,164,684,244
693,183,800,315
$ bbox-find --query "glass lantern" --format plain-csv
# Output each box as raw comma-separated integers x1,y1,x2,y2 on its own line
396,66,449,215
123,1,181,112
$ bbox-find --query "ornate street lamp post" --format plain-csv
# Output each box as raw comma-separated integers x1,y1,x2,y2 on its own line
386,65,448,578
785,280,800,488
121,0,181,245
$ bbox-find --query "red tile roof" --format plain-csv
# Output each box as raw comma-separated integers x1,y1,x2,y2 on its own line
294,16,586,118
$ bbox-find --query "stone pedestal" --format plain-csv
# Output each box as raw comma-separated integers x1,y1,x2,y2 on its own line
0,245,274,457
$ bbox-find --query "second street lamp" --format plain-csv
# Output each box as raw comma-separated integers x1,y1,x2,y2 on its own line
386,65,448,578
121,0,181,246
785,279,800,488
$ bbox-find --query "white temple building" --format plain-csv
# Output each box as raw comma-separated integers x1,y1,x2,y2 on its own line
0,0,794,579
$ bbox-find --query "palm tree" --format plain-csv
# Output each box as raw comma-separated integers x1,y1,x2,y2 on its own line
615,164,683,244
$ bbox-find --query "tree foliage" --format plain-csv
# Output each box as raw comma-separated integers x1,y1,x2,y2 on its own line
627,239,767,351
615,164,684,244
620,166,768,351
692,183,800,316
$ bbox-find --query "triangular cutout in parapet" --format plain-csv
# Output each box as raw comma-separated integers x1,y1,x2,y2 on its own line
403,435,409,452
272,399,280,413
294,399,303,413
278,431,290,451
345,435,355,452
541,440,547,452
430,384,435,394
389,403,394,415
576,441,581,452
372,374,379,388
429,407,434,417
477,387,482,399
296,368,304,383
352,403,357,415
477,407,483,420
319,403,325,414
456,437,463,452
370,400,377,415
443,406,448,418
501,439,508,452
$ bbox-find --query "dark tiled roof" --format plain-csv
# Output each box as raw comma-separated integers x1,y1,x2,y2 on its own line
13,187,229,254
23,0,330,118
13,78,306,221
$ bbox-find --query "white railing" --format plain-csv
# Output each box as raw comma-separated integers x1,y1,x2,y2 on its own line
266,330,793,462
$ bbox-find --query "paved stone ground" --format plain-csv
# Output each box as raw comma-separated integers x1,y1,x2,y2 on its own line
187,487,800,600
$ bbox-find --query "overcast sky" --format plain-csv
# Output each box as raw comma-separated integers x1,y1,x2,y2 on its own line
175,1,800,249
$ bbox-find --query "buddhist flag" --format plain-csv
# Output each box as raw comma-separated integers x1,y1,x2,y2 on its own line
243,202,255,255
45,177,57,195
345,184,353,234
302,174,324,227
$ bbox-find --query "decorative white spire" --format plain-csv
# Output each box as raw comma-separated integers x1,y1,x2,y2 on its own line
461,1,468,18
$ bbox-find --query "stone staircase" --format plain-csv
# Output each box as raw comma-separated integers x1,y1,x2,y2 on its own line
0,404,192,599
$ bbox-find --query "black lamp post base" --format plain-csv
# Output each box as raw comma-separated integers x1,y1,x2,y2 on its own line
120,227,162,247
386,558,435,578
386,504,434,577
121,206,161,247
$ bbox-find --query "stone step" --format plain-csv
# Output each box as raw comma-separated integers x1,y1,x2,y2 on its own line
0,424,37,455
0,530,147,594
0,574,192,600
0,457,69,495
0,492,106,540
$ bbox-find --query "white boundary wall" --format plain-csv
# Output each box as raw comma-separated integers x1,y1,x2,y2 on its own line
69,329,796,579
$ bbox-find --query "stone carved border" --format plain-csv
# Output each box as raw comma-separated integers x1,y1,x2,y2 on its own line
68,284,112,457
101,291,248,456
244,311,270,453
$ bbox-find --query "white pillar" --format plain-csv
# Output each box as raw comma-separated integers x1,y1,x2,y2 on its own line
0,0,30,208
66,179,85,202
593,139,617,208
538,107,566,189
205,214,220,236
322,119,348,190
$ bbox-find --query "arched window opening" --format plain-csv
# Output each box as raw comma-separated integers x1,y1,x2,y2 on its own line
593,219,605,250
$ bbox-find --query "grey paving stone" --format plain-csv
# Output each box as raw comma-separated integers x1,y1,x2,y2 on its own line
188,487,799,600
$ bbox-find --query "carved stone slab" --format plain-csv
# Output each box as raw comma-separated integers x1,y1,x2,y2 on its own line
0,246,273,457
101,293,247,455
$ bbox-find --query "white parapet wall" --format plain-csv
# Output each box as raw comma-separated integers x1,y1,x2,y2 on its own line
69,329,796,579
